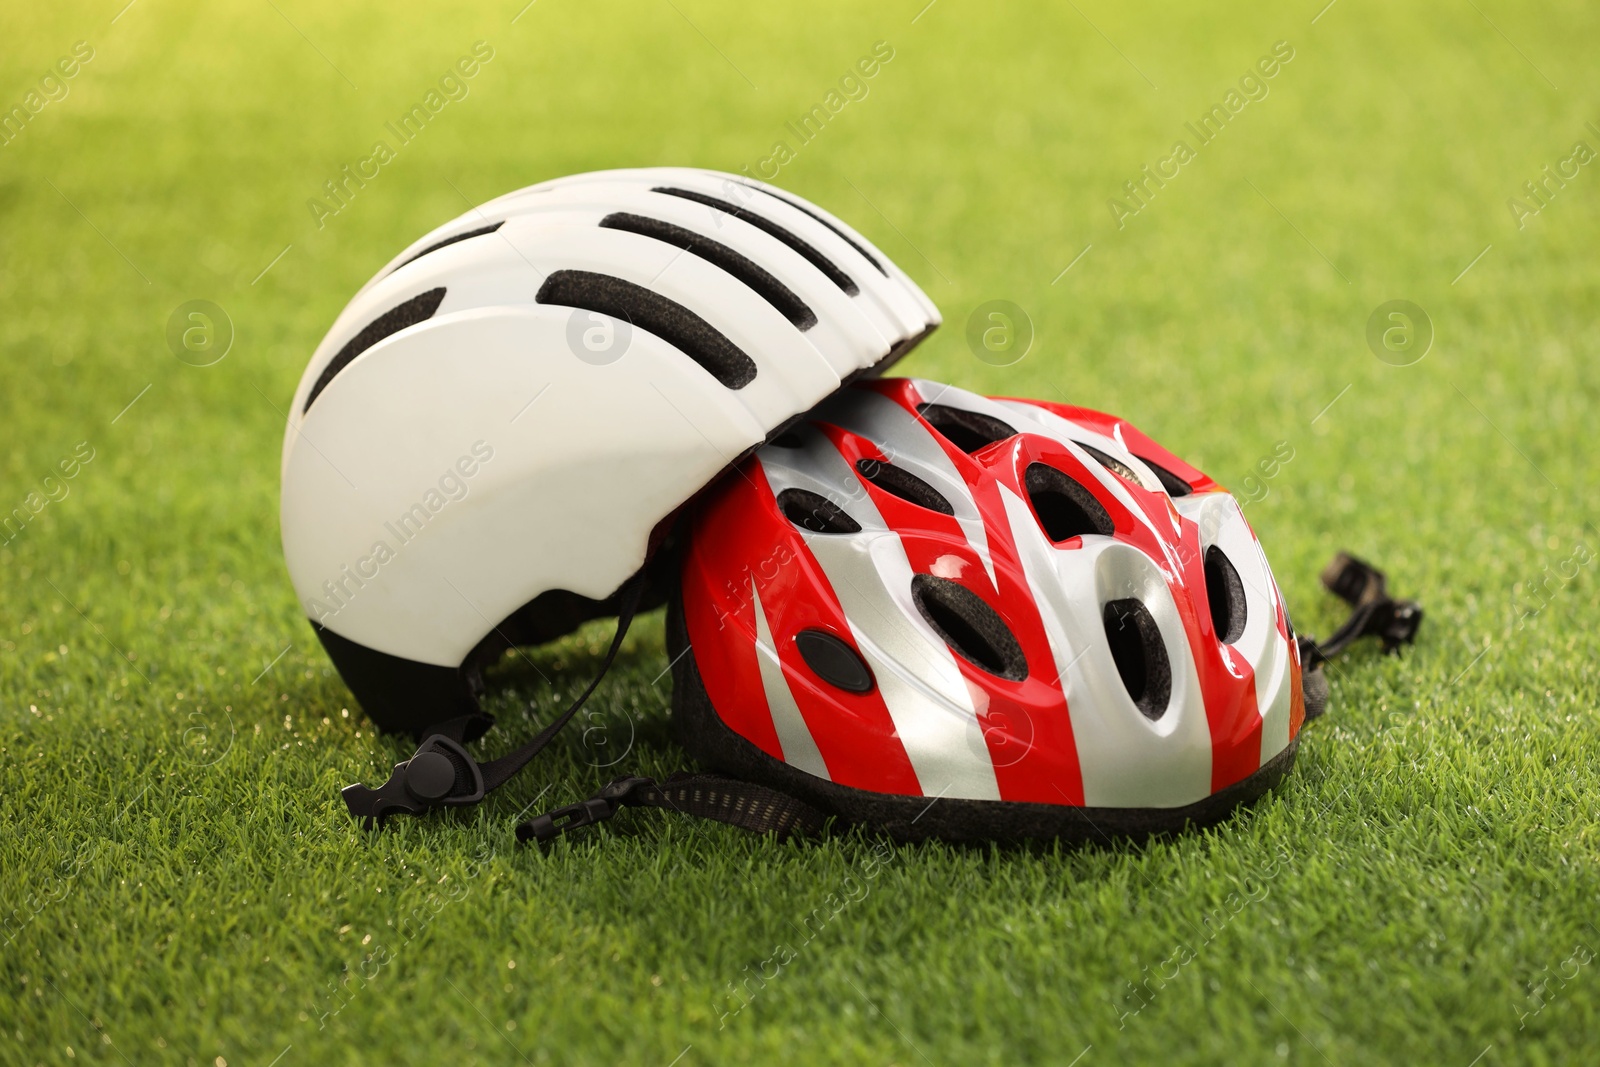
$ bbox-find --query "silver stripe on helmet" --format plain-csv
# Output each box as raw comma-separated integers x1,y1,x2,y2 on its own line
998,484,1214,807
750,581,830,780
809,386,997,586
759,429,1002,801
1175,492,1296,766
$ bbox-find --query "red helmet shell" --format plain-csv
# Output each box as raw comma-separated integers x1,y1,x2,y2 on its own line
678,378,1304,814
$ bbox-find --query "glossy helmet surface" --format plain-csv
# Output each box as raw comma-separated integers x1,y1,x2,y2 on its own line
670,378,1305,840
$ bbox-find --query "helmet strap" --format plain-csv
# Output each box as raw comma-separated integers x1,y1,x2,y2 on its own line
341,569,651,828
1295,551,1423,723
516,773,828,846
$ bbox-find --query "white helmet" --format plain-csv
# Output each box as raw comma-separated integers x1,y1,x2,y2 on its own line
280,168,939,737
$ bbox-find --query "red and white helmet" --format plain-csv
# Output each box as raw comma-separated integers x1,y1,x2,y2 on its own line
670,378,1310,840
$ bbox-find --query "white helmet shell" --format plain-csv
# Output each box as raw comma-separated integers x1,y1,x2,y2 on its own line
279,168,939,734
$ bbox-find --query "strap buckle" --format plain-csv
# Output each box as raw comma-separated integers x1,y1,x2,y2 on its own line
342,735,485,828
1310,552,1424,659
516,776,655,845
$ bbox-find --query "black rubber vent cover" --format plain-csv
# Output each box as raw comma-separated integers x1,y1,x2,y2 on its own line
600,212,817,331
795,629,874,694
777,488,860,534
917,403,1017,454
1139,457,1193,497
1024,463,1115,542
536,270,757,389
304,287,447,413
1103,599,1172,721
1204,545,1248,644
855,458,954,515
651,187,860,296
1076,442,1146,486
912,574,1028,681
759,189,888,275
393,222,504,271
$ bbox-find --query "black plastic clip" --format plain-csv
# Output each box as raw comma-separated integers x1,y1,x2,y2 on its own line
1367,598,1423,653
1313,552,1424,658
342,735,485,828
516,776,656,846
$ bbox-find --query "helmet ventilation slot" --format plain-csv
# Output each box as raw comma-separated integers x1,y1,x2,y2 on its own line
1204,545,1248,644
1024,463,1115,542
651,187,860,296
600,212,817,331
795,629,875,693
1137,456,1193,497
911,574,1028,681
855,458,954,515
756,188,888,275
392,222,504,272
776,488,861,534
1103,599,1172,721
916,404,1017,454
1075,442,1146,487
536,269,757,389
303,287,448,413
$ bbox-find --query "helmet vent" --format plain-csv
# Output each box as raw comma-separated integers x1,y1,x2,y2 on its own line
1103,599,1172,721
651,187,860,296
917,404,1017,454
536,270,757,389
911,574,1028,681
855,458,954,515
303,287,447,413
392,222,504,272
795,629,875,693
1024,463,1114,542
1075,442,1146,487
776,488,861,534
1138,456,1193,497
1204,545,1248,644
758,189,889,276
600,212,818,331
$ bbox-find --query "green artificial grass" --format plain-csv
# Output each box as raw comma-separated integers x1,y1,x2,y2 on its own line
4,0,1598,1063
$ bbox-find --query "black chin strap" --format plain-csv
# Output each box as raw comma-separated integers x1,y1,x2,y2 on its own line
342,572,650,828
516,773,828,845
1296,551,1423,721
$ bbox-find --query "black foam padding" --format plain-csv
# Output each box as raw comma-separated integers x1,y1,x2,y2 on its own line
304,287,447,413
1104,599,1172,721
1076,441,1145,486
392,222,504,272
1138,456,1193,497
1204,545,1248,644
667,596,1301,844
777,488,861,534
651,186,860,296
1024,462,1114,541
917,403,1017,454
756,188,888,275
912,574,1028,681
599,212,817,331
855,458,954,515
795,629,875,694
1302,666,1330,722
536,269,756,389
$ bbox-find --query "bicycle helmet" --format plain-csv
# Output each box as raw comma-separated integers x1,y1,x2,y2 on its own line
665,377,1313,841
281,168,939,739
